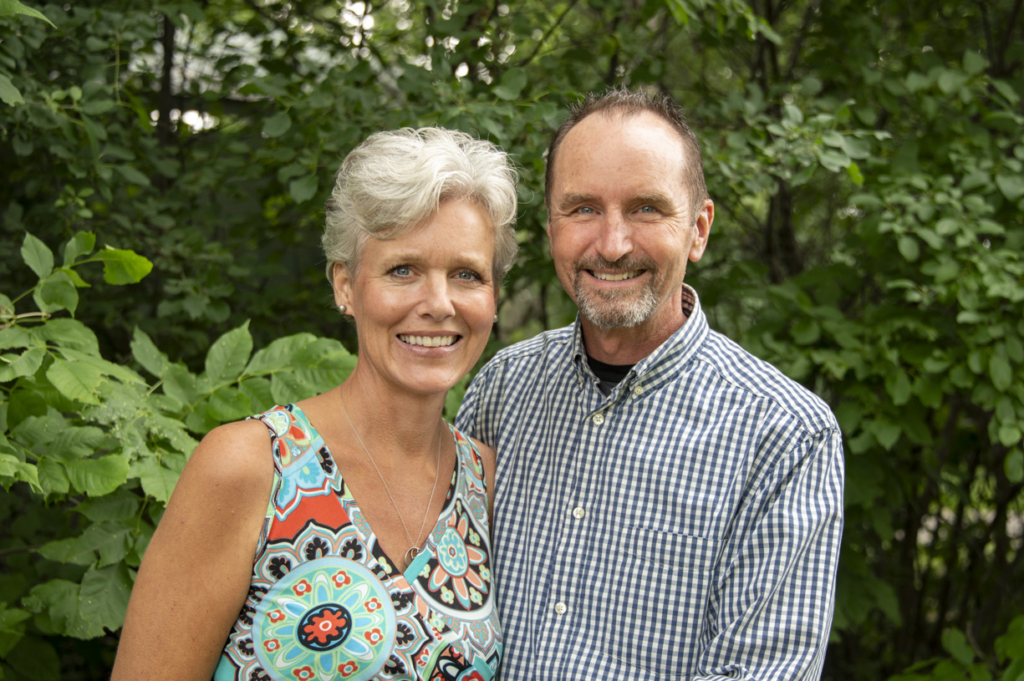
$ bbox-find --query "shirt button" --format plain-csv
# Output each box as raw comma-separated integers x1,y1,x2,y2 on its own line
572,506,586,519
554,602,567,616
592,413,605,425
633,384,644,396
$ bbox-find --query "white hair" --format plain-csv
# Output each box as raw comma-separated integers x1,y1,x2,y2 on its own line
323,127,518,280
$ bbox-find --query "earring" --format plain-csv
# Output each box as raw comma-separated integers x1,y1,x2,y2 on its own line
493,314,498,323
338,304,346,314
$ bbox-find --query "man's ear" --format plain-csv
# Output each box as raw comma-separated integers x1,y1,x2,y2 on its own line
332,263,352,313
688,199,714,263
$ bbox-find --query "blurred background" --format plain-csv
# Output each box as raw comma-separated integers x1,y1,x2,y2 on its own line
1,0,1022,678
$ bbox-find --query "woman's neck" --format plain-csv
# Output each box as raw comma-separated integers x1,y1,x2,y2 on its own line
336,368,447,465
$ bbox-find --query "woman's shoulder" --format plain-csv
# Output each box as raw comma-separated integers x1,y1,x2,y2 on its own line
185,419,275,494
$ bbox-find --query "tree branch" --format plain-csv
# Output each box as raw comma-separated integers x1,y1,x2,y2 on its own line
784,0,820,81
996,0,1023,75
517,0,580,68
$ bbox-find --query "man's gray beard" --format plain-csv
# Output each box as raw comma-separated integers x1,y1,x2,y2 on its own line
572,271,660,329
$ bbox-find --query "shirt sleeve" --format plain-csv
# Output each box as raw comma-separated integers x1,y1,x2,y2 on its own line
454,362,498,450
694,427,845,681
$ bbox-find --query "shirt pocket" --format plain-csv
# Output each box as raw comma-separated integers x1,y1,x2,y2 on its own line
597,526,720,678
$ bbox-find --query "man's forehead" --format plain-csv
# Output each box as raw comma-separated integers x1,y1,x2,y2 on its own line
556,112,685,169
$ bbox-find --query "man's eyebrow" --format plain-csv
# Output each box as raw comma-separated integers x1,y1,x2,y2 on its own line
555,193,598,211
632,192,673,206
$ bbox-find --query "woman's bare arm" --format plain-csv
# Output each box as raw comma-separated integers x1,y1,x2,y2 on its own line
111,420,274,680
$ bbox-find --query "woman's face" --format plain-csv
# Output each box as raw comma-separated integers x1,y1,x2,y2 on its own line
335,199,498,398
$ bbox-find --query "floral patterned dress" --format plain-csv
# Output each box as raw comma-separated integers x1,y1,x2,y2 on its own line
213,404,502,681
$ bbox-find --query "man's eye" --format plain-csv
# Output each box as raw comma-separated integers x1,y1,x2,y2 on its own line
576,206,595,215
391,265,412,276
456,270,481,281
639,205,657,213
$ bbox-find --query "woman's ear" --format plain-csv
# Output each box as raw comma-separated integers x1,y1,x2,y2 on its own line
332,263,352,313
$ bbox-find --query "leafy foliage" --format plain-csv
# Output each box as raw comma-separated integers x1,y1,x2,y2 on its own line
1,0,1023,678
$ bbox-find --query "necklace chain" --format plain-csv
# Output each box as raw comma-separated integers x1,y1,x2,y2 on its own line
340,390,443,568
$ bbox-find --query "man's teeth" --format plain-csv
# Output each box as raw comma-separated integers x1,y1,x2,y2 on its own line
593,270,642,282
399,335,457,347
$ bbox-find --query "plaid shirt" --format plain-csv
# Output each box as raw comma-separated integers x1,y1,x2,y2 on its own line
455,287,844,681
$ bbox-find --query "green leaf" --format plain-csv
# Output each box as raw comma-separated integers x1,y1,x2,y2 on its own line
244,333,316,376
867,419,902,450
886,371,913,406
38,537,99,567
995,174,1024,202
134,454,184,503
990,355,1012,391
846,162,864,187
493,68,528,101
1005,449,1023,484
162,364,199,408
205,321,253,386
22,579,104,639
6,635,60,681
818,149,851,172
999,425,1022,447
46,360,105,404
21,232,53,279
941,628,975,666
34,271,79,315
62,231,95,267
0,605,31,657
898,236,920,262
130,327,170,378
0,454,41,492
791,319,820,345
114,164,150,186
841,137,871,160
63,454,130,497
0,73,25,106
0,347,45,383
937,69,968,94
0,0,55,26
289,174,318,204
962,50,985,75
79,100,116,116
263,111,292,137
78,564,132,632
75,488,140,523
33,318,100,355
96,247,153,284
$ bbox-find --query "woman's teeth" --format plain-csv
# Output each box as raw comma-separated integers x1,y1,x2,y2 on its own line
399,335,457,347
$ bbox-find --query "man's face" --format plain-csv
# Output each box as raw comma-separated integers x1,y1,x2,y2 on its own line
547,111,710,332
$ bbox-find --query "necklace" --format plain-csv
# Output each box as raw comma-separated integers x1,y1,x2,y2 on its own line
340,390,443,567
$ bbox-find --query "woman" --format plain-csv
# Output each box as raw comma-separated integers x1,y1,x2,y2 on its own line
112,128,518,681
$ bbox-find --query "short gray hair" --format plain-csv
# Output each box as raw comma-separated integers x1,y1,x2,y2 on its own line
323,127,518,281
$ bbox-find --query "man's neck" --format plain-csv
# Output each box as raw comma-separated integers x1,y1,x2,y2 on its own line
581,308,688,365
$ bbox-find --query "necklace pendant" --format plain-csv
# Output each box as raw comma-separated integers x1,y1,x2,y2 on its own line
404,547,419,565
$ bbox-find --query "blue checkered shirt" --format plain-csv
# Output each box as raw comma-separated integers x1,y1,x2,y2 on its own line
455,287,844,681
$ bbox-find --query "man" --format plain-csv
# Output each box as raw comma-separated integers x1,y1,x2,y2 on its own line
455,89,844,680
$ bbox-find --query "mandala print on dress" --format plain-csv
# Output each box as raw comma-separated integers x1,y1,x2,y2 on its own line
415,500,491,618
253,558,396,681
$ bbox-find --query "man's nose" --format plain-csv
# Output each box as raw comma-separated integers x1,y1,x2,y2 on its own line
418,274,456,320
594,212,633,263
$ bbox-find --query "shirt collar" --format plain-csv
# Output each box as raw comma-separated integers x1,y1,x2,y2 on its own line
571,285,709,391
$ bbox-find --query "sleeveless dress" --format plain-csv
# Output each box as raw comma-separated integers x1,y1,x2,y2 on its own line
214,404,502,681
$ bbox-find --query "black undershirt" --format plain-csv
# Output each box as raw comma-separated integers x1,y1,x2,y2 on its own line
586,355,635,396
